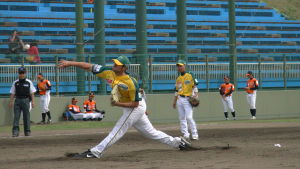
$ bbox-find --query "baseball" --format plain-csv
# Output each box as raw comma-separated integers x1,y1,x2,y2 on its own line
24,44,30,50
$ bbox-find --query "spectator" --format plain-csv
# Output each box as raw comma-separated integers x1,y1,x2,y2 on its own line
7,30,24,62
26,43,41,64
83,92,105,121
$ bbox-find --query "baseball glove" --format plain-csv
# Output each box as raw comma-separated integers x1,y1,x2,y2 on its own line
189,97,200,107
111,84,120,102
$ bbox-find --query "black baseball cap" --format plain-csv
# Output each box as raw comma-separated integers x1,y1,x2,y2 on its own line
18,67,26,73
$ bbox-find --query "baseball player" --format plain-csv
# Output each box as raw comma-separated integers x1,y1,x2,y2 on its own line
58,55,192,158
36,73,52,124
219,75,236,120
173,60,199,140
83,92,105,120
67,97,89,121
245,71,259,119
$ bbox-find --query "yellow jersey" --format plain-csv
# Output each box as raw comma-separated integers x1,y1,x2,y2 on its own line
175,72,198,97
92,65,141,102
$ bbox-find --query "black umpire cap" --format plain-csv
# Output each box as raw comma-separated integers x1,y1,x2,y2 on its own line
18,67,26,74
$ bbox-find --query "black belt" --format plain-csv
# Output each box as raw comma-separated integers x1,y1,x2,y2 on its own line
179,95,190,98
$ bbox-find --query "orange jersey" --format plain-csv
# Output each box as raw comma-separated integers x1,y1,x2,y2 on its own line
37,79,51,95
83,99,96,113
68,104,81,114
219,83,235,96
246,78,259,94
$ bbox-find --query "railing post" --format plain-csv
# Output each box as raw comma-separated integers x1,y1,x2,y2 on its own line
149,55,153,93
258,54,262,89
205,55,209,92
55,56,59,96
283,54,287,89
88,55,91,92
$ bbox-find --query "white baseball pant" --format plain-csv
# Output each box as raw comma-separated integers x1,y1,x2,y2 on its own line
40,92,50,113
90,99,182,157
221,96,235,112
246,92,257,109
176,96,198,138
69,112,89,120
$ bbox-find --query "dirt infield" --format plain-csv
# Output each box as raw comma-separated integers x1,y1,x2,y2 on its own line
0,121,299,169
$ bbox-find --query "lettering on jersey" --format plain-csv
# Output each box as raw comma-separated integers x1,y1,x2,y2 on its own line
118,83,129,91
23,84,29,87
93,64,102,73
184,80,191,85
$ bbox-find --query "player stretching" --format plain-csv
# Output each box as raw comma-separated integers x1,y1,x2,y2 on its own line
173,60,199,140
58,55,192,158
245,71,259,119
219,75,236,120
37,73,52,124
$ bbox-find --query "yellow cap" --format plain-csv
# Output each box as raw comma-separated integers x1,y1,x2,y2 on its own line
112,59,123,66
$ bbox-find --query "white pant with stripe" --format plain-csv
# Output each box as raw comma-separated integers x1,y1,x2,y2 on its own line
221,95,235,112
90,99,181,157
246,92,257,109
40,93,50,113
176,96,198,138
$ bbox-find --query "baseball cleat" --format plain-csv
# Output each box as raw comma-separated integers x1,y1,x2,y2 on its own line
67,150,98,159
179,136,192,150
191,135,199,140
47,119,52,124
251,116,256,120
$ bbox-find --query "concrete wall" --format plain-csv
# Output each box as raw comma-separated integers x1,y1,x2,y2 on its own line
1,90,300,126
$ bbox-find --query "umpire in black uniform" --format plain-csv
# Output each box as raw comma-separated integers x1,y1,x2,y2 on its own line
9,67,36,137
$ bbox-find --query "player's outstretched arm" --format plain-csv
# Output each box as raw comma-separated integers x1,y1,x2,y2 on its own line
58,60,93,71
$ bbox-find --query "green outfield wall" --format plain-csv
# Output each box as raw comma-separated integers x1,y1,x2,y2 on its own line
0,90,299,126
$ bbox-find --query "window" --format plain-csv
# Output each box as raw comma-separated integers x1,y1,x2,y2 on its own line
10,5,37,11
281,34,297,38
236,11,273,17
158,48,176,52
260,41,281,45
0,5,8,10
253,12,273,17
258,49,274,53
187,10,220,16
236,12,252,16
275,49,297,52
117,8,164,14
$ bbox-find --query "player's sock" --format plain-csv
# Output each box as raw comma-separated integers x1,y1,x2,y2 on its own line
253,109,256,116
46,111,51,120
42,113,46,122
231,111,236,118
224,112,228,118
250,109,254,116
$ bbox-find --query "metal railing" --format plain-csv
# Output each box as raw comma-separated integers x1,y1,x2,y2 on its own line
1,62,300,95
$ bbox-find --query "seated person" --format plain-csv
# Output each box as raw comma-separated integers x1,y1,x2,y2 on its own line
83,92,105,121
65,97,89,121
